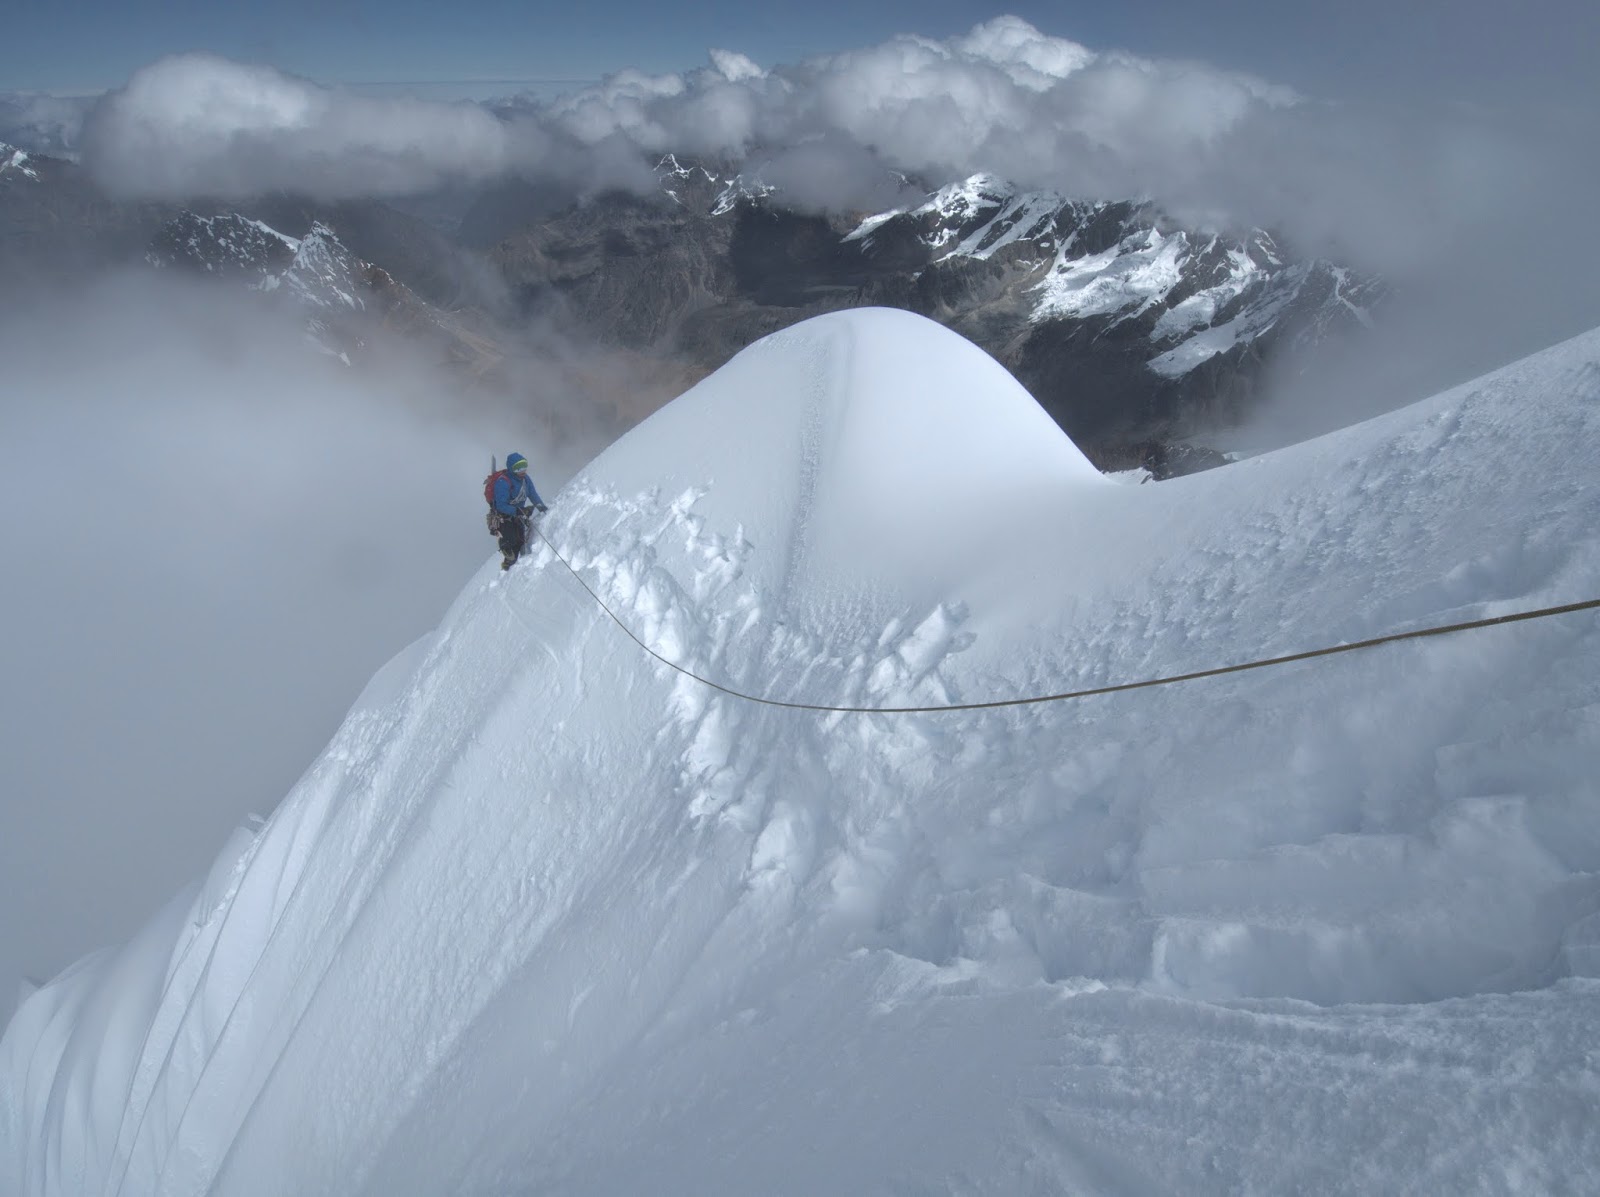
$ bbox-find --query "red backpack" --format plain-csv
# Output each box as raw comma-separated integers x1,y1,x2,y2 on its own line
484,459,512,533
484,468,510,509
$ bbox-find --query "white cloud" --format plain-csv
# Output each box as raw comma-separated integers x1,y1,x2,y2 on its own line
520,17,1306,221
80,21,1296,207
951,15,1096,89
83,53,517,198
708,49,764,84
545,67,684,148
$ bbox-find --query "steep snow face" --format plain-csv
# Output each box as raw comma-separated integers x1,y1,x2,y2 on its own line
1145,260,1306,377
845,172,1073,262
1033,225,1191,321
896,173,1068,259
276,222,368,312
5,309,1600,1195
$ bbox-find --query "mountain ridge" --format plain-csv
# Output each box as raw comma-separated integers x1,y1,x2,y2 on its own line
485,155,1382,463
1,142,1379,473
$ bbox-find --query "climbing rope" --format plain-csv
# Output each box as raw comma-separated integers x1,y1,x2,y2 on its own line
534,528,1600,715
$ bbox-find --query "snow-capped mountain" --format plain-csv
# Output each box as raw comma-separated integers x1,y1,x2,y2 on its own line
0,142,39,182
657,152,778,217
0,137,1376,473
0,148,489,316
847,173,1379,380
3,139,1375,472
487,158,1380,468
150,212,369,310
146,209,504,370
5,308,1598,1194
147,212,371,362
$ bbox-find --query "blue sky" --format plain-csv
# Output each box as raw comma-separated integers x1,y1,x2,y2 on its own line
6,0,1596,102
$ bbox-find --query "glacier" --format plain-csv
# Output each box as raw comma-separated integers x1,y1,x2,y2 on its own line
4,306,1600,1194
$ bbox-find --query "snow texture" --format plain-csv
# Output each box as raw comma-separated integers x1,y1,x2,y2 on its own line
4,308,1600,1195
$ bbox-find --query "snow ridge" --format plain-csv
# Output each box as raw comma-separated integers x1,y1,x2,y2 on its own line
4,310,1600,1195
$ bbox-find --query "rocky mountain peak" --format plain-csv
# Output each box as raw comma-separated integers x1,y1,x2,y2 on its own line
0,142,41,183
841,175,1383,396
272,222,368,312
147,211,299,278
653,153,775,217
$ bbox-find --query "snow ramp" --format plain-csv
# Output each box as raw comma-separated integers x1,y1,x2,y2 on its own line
4,308,1600,1194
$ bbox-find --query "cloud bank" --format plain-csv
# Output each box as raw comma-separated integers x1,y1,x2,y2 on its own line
74,20,1302,214
81,53,518,198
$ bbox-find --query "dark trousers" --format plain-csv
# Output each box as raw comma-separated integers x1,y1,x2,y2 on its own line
495,511,528,563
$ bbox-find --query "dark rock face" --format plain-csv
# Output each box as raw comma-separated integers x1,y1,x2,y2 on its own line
147,212,298,279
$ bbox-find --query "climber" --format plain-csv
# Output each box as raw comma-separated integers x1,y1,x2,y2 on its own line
484,452,547,570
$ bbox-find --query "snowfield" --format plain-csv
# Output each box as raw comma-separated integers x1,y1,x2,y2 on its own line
4,307,1600,1194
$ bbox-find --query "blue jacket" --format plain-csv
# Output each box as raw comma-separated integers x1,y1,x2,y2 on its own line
494,454,544,516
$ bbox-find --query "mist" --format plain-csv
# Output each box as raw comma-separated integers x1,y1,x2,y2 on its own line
0,92,91,159
0,271,607,1009
1221,96,1600,451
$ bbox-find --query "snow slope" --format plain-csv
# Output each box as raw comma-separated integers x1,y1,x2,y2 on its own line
4,307,1600,1194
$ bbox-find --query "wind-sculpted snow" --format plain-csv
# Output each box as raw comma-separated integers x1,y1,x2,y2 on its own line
5,309,1600,1194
